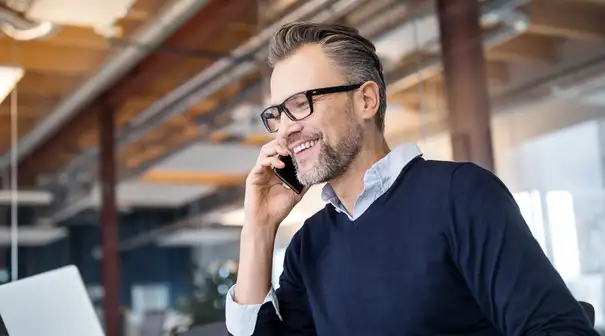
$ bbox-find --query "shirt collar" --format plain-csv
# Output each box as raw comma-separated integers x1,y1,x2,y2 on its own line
320,143,423,207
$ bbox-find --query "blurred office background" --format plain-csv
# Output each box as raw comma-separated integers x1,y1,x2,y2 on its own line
0,0,604,334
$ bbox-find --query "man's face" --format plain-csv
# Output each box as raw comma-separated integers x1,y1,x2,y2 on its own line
270,44,365,186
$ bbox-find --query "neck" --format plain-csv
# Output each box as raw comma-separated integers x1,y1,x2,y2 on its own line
328,134,390,215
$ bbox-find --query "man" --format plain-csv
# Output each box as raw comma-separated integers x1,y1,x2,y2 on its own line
225,22,597,336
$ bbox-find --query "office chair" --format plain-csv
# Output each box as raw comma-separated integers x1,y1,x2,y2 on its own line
579,301,595,327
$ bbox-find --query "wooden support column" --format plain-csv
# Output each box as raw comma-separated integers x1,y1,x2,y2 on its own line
99,103,120,336
437,0,495,171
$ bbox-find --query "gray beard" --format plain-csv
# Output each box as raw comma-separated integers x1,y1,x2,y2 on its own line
293,120,363,186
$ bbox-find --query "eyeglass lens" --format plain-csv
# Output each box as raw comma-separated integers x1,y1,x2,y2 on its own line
263,93,311,132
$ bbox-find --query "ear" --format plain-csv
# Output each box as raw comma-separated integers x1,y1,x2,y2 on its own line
358,81,380,121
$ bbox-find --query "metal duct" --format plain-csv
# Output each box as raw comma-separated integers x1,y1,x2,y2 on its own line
122,0,529,149
127,0,362,130
56,0,528,183
388,1,531,92
0,0,211,169
493,51,605,112
47,0,533,222
44,0,372,222
51,0,364,181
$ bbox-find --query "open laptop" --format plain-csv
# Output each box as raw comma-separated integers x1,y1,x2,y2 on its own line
0,265,105,336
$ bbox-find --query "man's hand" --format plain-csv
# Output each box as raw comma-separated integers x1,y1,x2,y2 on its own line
235,138,306,305
244,139,306,229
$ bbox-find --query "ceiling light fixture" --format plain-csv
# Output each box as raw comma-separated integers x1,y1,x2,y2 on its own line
0,20,56,40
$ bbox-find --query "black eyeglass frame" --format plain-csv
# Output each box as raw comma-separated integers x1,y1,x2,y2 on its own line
260,83,363,133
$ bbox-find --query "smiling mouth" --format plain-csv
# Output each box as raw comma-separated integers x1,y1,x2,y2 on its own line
293,139,318,155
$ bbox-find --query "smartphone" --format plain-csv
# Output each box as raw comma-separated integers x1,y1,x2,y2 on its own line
273,155,305,194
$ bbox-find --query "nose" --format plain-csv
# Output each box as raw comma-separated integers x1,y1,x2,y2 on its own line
278,110,296,130
277,120,303,141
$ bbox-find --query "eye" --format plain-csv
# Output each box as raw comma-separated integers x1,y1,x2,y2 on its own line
286,94,309,111
297,100,310,109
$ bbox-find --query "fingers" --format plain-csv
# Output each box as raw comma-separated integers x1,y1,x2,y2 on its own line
259,156,285,169
249,140,290,180
259,140,290,159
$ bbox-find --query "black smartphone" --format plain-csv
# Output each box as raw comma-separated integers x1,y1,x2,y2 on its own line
273,155,305,194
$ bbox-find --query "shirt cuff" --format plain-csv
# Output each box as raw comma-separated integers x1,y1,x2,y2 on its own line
225,285,281,336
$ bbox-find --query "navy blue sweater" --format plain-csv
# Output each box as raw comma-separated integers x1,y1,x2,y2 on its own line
252,159,597,335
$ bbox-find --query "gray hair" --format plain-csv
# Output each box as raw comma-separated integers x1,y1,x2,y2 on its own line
268,21,387,132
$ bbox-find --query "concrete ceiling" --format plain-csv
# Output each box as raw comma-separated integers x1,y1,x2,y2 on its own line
49,180,215,223
152,142,259,173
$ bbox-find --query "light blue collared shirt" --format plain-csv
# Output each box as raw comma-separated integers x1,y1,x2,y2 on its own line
226,143,424,336
321,143,423,220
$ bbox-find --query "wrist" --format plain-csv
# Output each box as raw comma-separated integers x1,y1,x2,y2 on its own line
240,224,278,242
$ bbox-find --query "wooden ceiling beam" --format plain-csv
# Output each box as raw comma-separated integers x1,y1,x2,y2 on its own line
18,0,258,182
106,0,257,105
115,97,218,128
346,0,393,25
0,106,45,118
388,60,508,110
17,72,83,96
487,35,556,63
137,59,216,96
8,92,62,105
0,40,108,74
525,0,605,41
76,96,218,149
389,79,446,114
0,117,39,141
0,26,109,49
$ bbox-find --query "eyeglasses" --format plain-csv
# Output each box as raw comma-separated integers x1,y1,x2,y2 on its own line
260,83,363,133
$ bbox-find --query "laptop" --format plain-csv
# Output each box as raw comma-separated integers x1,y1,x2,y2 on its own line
0,265,105,336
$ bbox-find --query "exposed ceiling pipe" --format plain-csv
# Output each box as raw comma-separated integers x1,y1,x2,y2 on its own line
44,0,374,222
51,0,367,182
0,5,56,40
0,0,211,169
493,52,605,112
131,4,536,239
126,0,363,132
87,0,530,216
45,82,262,225
121,0,529,148
385,52,605,153
55,0,526,183
46,0,533,222
388,2,531,92
44,0,360,218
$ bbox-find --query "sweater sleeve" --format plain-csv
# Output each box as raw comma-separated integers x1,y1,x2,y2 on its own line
448,163,597,336
226,229,316,336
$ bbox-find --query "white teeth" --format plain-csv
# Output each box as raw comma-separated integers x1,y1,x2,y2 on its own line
293,140,317,154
